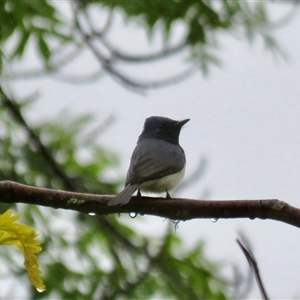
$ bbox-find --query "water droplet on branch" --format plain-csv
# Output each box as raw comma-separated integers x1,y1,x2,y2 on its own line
129,212,138,218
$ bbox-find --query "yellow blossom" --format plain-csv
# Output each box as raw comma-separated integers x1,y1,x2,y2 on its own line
0,209,46,292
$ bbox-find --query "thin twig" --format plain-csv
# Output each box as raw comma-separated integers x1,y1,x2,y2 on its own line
99,38,187,63
236,239,269,300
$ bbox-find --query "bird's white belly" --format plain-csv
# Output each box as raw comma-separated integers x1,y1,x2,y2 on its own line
140,167,185,193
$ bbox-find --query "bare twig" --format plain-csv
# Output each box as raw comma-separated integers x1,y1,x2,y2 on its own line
99,38,187,63
232,233,254,299
237,239,269,300
82,38,197,92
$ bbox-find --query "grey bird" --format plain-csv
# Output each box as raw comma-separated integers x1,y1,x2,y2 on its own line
108,116,189,206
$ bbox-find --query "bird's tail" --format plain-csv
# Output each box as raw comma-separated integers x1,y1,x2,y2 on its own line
107,184,139,206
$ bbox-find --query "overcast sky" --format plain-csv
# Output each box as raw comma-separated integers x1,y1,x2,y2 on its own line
6,2,300,299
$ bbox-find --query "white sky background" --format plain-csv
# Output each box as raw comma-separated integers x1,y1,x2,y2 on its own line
5,2,300,299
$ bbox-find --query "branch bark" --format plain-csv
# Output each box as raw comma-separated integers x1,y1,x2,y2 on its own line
1,181,300,228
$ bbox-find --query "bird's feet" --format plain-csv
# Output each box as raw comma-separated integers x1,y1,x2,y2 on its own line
137,189,142,197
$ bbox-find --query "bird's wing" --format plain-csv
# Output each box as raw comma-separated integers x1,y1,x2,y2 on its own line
126,139,185,185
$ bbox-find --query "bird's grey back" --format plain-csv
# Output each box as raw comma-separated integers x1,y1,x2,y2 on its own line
126,138,186,185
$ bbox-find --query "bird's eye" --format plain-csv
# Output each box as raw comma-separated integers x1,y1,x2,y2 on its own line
158,125,163,129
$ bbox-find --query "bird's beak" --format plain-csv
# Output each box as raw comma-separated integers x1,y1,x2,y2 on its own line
175,119,190,128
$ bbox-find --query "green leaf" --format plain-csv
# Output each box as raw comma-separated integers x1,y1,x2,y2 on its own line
10,29,31,59
37,34,51,63
187,19,206,45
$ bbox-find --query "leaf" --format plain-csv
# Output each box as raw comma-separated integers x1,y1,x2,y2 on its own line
10,29,31,59
0,210,46,292
37,34,51,63
187,19,206,45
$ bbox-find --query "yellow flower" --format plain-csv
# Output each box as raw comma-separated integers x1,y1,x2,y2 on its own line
0,209,46,292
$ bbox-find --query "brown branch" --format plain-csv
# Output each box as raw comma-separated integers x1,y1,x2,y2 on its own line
1,181,300,229
237,239,269,300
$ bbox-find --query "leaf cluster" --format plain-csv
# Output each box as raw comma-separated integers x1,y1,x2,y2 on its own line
0,1,69,64
0,0,284,82
96,0,282,70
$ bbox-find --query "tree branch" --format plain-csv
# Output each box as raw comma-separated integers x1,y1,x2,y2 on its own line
99,38,187,63
0,87,76,190
1,181,300,229
237,239,269,300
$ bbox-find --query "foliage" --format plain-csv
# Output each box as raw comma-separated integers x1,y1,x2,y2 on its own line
0,0,285,89
0,0,293,298
0,0,69,63
0,209,45,292
0,94,229,298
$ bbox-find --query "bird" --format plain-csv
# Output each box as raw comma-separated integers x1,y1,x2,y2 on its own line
108,116,189,206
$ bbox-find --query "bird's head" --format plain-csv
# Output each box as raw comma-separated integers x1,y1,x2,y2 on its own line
138,116,190,145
